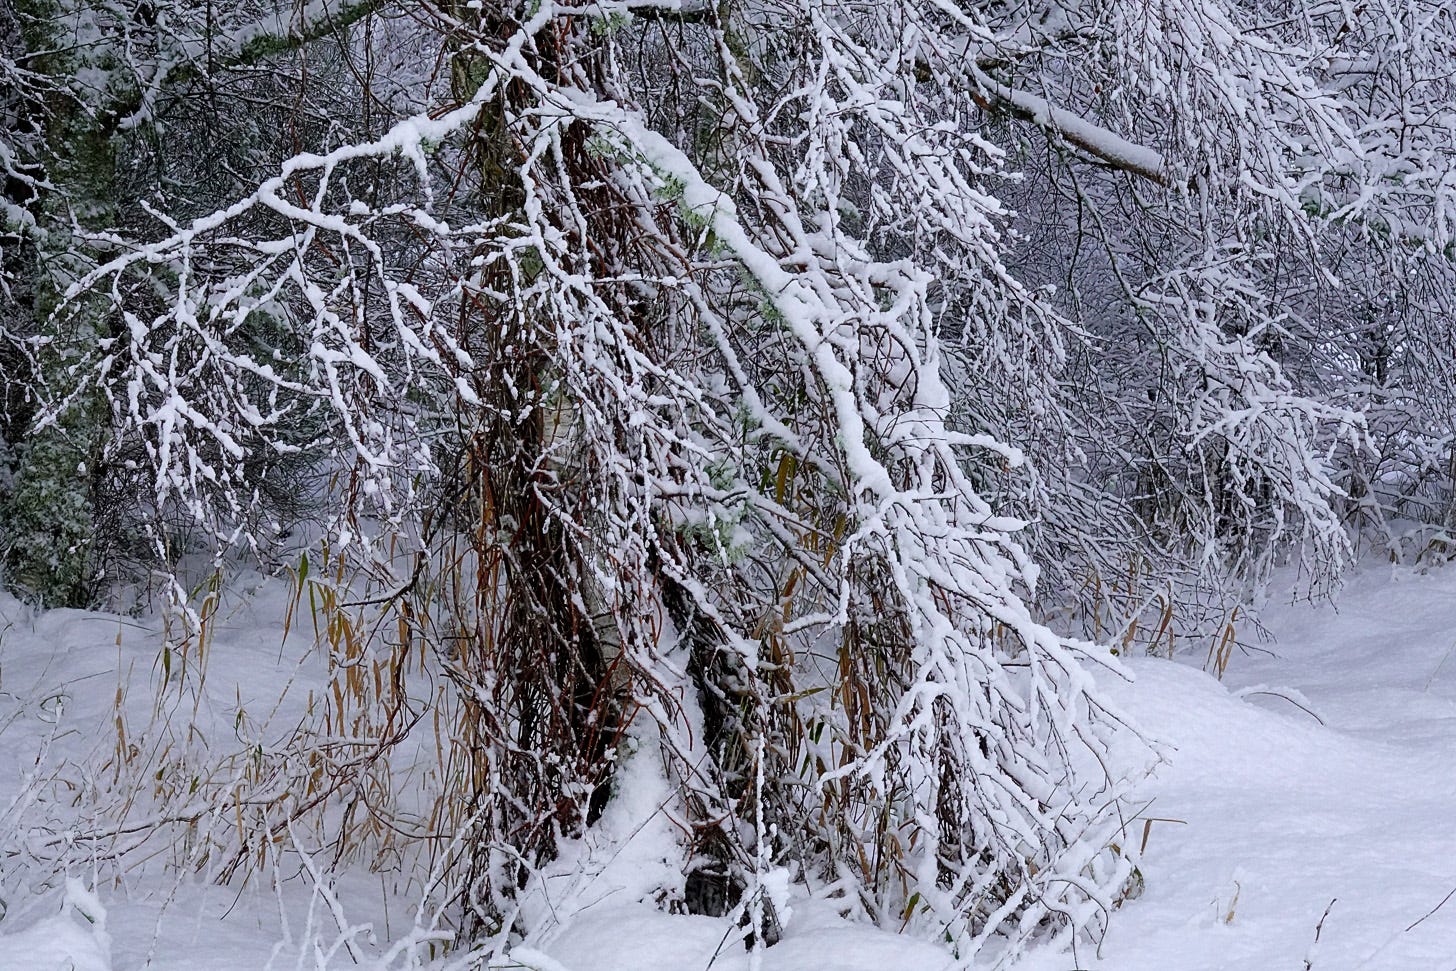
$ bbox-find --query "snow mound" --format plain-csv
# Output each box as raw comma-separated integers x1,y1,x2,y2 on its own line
0,880,112,971
1059,565,1456,970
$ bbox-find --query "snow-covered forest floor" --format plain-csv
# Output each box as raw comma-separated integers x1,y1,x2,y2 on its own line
4,560,1455,970
1059,566,1456,971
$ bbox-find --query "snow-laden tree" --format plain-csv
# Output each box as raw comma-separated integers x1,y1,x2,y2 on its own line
0,0,391,605
967,0,1456,643
20,0,1154,962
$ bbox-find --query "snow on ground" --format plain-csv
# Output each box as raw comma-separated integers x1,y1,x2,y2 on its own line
1070,563,1456,971
5,562,1456,969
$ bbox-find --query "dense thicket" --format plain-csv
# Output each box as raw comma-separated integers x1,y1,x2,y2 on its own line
3,0,1455,965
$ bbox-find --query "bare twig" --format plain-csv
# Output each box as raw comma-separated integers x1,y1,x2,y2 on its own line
1406,886,1456,933
1303,898,1335,970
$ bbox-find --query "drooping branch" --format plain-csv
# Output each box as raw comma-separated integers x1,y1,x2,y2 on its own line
618,0,714,22
970,67,1169,185
921,22,1170,185
129,0,392,105
225,0,391,69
